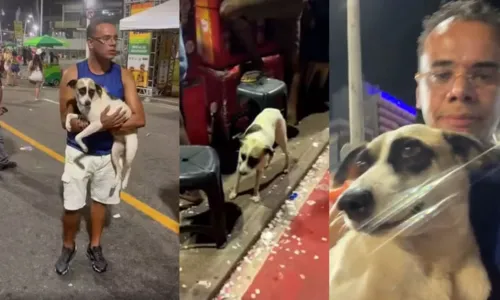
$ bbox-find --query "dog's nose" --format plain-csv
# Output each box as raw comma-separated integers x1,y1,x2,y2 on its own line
337,188,375,222
239,171,248,176
84,100,91,106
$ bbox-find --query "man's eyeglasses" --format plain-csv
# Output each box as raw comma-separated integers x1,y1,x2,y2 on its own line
91,36,121,45
415,68,500,88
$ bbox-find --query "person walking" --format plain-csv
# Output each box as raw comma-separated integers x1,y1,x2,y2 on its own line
28,50,44,101
55,19,146,275
0,74,16,170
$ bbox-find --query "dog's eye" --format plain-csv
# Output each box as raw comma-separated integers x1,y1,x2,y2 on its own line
401,143,422,158
355,159,369,170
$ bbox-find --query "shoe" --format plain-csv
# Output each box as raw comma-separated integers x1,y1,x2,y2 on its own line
86,245,108,273
0,161,17,170
55,245,77,275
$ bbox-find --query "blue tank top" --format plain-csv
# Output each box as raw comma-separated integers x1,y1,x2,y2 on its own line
66,60,125,155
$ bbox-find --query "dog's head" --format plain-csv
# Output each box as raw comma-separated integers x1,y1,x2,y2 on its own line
67,78,103,107
333,124,496,236
236,124,273,175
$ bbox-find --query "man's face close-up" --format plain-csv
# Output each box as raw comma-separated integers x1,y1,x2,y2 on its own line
416,19,500,141
89,23,118,60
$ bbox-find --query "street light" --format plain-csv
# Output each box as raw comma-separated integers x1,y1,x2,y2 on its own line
0,9,4,43
85,0,97,58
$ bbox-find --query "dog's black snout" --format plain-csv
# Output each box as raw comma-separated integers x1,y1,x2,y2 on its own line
337,188,375,222
84,100,91,106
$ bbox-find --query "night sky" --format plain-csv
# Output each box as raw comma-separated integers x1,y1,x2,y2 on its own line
330,0,500,107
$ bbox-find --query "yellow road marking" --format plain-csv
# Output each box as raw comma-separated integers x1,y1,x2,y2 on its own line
0,120,179,234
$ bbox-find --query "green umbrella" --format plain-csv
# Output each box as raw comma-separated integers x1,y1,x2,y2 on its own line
23,35,69,47
2,41,16,48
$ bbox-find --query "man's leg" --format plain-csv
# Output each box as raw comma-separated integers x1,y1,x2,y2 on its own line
89,200,107,248
56,146,89,275
87,155,121,273
274,17,301,124
0,126,16,170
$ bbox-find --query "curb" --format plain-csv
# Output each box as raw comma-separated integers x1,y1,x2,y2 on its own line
181,126,330,300
142,96,179,106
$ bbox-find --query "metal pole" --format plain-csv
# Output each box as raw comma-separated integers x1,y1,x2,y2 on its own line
85,0,90,59
347,0,365,145
40,0,43,36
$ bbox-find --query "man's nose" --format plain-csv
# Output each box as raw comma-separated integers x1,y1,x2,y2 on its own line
447,75,475,103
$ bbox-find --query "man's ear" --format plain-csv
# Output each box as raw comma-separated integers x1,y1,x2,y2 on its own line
415,86,421,109
332,144,367,188
443,132,497,169
95,84,103,97
67,79,77,89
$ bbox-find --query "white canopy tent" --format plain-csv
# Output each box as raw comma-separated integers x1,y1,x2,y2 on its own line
119,0,179,31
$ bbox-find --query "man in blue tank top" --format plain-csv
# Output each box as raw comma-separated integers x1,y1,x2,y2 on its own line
414,1,500,297
55,19,145,275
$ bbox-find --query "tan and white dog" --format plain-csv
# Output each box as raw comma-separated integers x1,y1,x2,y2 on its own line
229,108,289,202
65,78,138,190
330,124,492,300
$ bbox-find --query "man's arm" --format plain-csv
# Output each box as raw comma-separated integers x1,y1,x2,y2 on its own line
114,68,146,132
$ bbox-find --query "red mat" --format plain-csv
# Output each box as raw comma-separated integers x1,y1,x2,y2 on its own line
242,172,329,299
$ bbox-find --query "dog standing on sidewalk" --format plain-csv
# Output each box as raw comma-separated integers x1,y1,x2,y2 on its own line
65,77,138,190
229,108,289,202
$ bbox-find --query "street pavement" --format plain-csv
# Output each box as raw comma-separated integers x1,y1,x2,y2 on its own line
0,84,179,299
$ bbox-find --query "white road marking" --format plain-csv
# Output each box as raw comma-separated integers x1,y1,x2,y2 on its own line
42,98,59,105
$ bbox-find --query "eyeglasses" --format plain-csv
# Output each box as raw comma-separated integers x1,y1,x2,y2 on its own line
91,36,121,44
415,68,500,88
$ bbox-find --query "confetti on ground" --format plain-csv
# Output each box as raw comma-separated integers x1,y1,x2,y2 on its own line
216,148,329,299
112,213,121,219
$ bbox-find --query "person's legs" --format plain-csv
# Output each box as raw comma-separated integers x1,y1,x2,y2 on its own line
35,81,41,100
87,154,121,273
274,17,301,124
56,146,90,275
0,126,16,170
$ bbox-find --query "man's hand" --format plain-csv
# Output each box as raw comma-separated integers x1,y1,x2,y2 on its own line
69,118,89,132
100,106,127,130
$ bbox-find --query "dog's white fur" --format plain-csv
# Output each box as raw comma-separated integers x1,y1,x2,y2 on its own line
65,78,138,190
330,124,491,300
229,108,289,202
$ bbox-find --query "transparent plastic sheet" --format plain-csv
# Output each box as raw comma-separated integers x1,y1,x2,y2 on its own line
328,144,498,300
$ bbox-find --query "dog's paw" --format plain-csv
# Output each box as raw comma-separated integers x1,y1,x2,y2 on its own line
78,143,88,153
229,190,237,200
283,168,289,174
65,121,72,132
250,194,261,202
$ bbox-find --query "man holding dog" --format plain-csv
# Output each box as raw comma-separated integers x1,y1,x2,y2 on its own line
56,19,145,275
413,1,500,297
331,1,500,297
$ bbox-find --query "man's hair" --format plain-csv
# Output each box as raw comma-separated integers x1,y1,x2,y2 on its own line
417,0,500,56
86,19,113,40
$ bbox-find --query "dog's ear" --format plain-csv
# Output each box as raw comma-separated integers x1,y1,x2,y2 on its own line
67,79,77,89
443,132,498,169
332,144,368,188
95,84,103,97
233,132,245,141
244,124,262,136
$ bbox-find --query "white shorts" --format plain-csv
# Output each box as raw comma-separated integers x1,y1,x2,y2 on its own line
61,145,121,211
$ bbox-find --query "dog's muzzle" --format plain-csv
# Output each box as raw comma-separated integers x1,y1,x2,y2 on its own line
337,188,375,223
84,100,91,106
